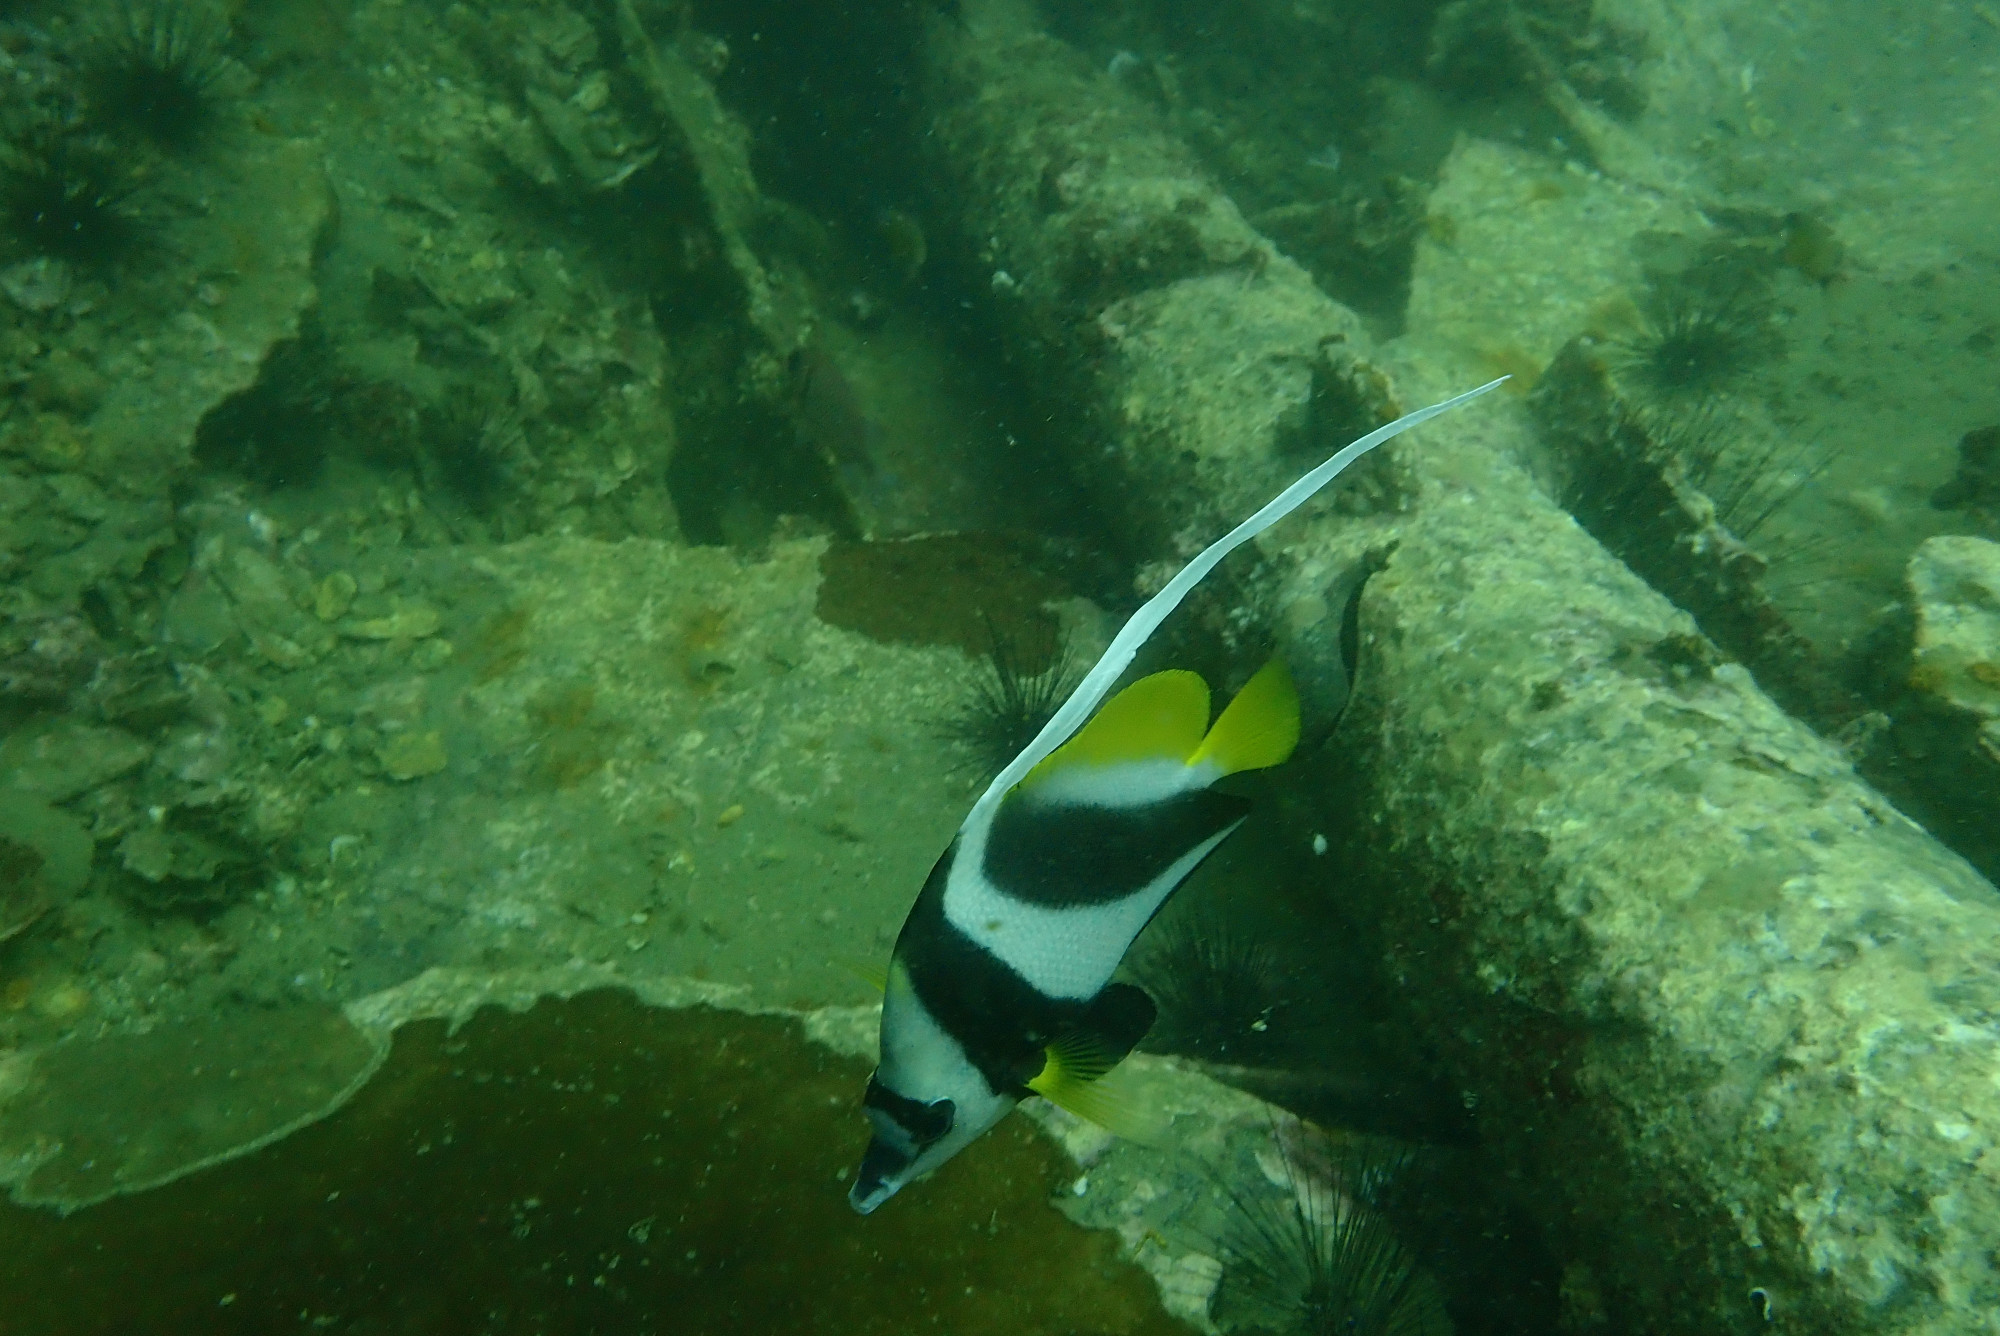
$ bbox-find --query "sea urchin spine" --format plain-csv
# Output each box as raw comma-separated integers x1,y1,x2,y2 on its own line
78,0,241,151
1215,1119,1450,1336
1611,274,1782,404
0,117,143,265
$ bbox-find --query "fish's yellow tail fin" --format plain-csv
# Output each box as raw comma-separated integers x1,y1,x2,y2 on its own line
1189,658,1300,776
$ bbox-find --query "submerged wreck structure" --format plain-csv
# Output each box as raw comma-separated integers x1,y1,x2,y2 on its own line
1,0,1995,1333
915,3,2000,1333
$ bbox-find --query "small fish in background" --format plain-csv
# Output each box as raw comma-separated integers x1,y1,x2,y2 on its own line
847,377,1507,1215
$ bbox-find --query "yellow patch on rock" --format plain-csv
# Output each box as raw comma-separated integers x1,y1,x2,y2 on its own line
314,572,358,622
378,731,448,781
344,602,441,641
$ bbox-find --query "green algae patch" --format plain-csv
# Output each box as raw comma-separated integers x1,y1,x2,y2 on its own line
0,989,1185,1336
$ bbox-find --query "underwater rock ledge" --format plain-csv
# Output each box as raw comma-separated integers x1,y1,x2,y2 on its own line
918,3,2000,1333
0,974,1194,1336
1343,397,2000,1336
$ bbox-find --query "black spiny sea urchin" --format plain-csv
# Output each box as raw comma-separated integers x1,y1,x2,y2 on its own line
1129,909,1293,1064
78,0,241,151
1668,404,1837,546
937,625,1080,780
1214,1121,1450,1336
0,117,143,265
420,384,527,517
1611,276,1782,404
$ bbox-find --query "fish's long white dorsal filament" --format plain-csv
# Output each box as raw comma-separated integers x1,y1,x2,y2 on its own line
968,376,1508,825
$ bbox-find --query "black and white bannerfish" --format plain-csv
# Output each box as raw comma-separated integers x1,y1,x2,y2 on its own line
847,377,1506,1215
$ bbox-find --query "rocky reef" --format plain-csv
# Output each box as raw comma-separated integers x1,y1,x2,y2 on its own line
0,1,1995,1334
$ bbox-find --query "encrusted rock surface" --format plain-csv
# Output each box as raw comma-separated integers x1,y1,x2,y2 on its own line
0,530,979,1206
920,4,2000,1332
924,0,1414,732
1343,374,2000,1335
1908,535,2000,746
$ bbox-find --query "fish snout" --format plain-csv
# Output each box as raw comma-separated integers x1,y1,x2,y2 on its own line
847,1135,915,1214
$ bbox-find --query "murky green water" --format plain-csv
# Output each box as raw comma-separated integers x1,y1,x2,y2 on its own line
1,2,1994,1334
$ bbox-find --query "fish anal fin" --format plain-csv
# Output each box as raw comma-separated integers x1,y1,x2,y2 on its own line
1189,659,1300,776
1024,670,1210,786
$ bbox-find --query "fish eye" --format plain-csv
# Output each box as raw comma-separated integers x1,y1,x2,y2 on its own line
912,1097,956,1147
864,1077,955,1149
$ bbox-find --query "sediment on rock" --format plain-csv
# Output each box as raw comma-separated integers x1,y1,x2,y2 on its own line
920,4,2000,1334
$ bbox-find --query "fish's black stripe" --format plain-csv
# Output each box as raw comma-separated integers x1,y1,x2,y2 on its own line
982,788,1250,908
864,1075,954,1147
897,840,1077,1096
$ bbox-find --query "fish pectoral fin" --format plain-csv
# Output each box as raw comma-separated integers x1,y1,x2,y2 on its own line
1024,984,1167,1144
1026,1042,1168,1147
1189,658,1301,776
1032,983,1155,1084
1081,981,1157,1066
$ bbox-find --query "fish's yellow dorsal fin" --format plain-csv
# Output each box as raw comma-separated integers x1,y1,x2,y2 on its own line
1022,669,1209,788
1189,658,1300,776
1027,1034,1167,1146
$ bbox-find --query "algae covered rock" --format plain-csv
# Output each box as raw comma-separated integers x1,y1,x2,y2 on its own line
0,719,150,805
376,729,448,781
0,793,92,944
1882,535,2000,878
0,116,330,930
298,0,683,544
1908,534,2000,743
0,133,331,606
